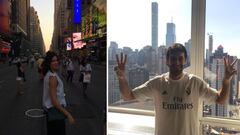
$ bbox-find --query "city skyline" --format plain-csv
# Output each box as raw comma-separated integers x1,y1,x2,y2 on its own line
31,0,54,51
108,0,240,58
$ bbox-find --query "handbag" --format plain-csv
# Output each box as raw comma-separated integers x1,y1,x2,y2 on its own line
47,107,66,121
83,73,91,83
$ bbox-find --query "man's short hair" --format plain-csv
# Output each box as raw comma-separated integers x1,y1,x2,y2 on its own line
166,43,188,59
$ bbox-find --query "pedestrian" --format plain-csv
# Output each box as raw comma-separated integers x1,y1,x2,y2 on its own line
66,58,74,83
61,56,68,78
114,43,237,135
16,59,26,95
79,58,92,98
30,56,35,68
42,51,75,135
37,57,44,80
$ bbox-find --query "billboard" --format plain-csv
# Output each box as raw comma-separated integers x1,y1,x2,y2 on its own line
64,37,72,51
74,0,81,24
72,32,86,49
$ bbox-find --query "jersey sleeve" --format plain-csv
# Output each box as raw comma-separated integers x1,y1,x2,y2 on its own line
197,77,218,104
132,77,159,101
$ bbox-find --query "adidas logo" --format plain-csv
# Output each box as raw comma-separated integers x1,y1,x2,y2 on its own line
186,88,191,95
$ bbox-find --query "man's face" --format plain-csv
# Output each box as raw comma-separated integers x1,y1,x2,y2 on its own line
166,52,186,76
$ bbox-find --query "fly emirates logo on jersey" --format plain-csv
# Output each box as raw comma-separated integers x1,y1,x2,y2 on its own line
162,96,193,110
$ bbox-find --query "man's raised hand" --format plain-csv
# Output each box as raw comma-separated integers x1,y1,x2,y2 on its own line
224,56,237,81
115,53,127,79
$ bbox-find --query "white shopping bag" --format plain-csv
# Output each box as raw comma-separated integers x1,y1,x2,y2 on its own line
83,73,91,83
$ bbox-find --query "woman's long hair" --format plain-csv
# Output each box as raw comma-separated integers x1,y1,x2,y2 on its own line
42,51,58,76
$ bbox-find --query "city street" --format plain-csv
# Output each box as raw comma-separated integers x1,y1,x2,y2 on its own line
0,61,106,135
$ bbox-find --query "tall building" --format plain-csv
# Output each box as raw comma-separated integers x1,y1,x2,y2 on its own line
108,60,129,104
128,49,138,66
0,0,11,34
151,2,158,50
141,46,157,75
0,0,11,56
237,60,240,100
11,0,30,37
10,0,31,56
184,39,191,67
29,7,45,54
51,0,106,59
157,45,168,74
129,66,149,89
166,22,176,47
206,34,213,64
108,60,121,104
207,46,237,117
108,41,118,61
211,59,227,116
51,0,69,52
208,34,213,54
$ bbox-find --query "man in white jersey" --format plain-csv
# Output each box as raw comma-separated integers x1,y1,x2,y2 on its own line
115,43,237,135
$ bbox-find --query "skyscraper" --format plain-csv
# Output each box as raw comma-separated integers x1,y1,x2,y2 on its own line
108,41,118,61
208,34,213,54
11,0,30,37
29,7,45,54
157,45,168,74
129,66,149,89
152,2,158,50
0,0,11,34
166,22,176,47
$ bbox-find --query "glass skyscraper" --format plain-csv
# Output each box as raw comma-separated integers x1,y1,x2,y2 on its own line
166,22,176,47
152,2,158,50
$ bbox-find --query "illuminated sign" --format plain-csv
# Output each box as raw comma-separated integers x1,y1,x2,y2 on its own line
72,32,86,49
74,0,81,24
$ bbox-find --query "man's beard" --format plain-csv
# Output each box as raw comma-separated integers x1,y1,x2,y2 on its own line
169,65,183,76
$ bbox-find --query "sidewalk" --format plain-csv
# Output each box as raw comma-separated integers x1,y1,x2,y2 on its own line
57,60,106,135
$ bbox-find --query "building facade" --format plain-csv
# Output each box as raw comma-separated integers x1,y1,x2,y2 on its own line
166,22,176,48
151,2,158,50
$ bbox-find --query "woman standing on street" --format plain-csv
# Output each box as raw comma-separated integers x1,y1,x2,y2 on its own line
42,51,75,135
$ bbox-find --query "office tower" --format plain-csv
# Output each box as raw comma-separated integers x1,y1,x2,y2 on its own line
0,0,11,34
129,66,149,89
166,22,176,47
108,41,118,61
152,2,158,50
206,34,213,64
157,45,168,74
108,60,129,104
184,39,191,67
208,46,237,117
11,0,30,37
108,60,121,104
29,7,45,54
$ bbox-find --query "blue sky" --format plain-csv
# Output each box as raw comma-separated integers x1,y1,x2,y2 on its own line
206,0,240,57
108,0,240,58
31,0,54,51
